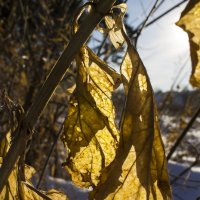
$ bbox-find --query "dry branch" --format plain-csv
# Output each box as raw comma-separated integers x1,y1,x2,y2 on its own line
0,0,117,192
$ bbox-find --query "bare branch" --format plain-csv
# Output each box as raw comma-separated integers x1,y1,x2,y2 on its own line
135,0,160,46
167,105,200,160
36,125,64,189
145,0,188,28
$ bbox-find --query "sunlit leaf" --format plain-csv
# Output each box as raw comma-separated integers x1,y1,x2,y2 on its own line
24,165,36,181
62,46,120,188
19,182,44,200
19,182,68,200
46,189,68,200
104,3,127,49
177,1,200,87
90,8,171,200
0,132,19,200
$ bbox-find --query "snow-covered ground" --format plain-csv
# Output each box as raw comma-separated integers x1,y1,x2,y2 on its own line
160,115,200,164
41,161,200,200
37,112,200,199
44,176,90,200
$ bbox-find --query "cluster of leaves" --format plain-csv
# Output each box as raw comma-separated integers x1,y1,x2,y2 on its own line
62,3,171,199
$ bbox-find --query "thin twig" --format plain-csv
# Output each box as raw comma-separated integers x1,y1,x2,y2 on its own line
36,125,64,189
152,0,165,14
171,157,199,185
21,181,51,200
97,34,108,56
145,0,188,28
167,105,200,160
133,0,188,37
159,57,189,114
135,0,160,46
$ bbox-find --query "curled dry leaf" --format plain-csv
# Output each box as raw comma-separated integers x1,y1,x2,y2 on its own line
62,46,121,188
177,1,200,87
62,2,171,199
90,33,171,200
97,3,126,49
105,3,127,49
89,4,171,200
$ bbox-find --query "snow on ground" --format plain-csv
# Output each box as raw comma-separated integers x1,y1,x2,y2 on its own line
42,161,200,200
168,161,200,200
39,115,200,199
162,115,200,199
44,176,90,200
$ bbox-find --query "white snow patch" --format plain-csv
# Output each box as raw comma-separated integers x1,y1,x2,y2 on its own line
45,176,90,200
168,161,200,200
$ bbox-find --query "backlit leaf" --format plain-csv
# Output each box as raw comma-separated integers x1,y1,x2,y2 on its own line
46,189,68,200
90,7,171,200
104,3,127,49
62,46,121,188
177,1,200,87
19,182,44,200
0,133,19,200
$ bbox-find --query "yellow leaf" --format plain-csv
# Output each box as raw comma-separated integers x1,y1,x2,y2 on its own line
0,132,68,199
138,73,148,92
177,1,200,87
24,165,36,181
104,3,127,49
46,189,68,200
90,8,171,200
62,46,120,188
0,167,18,200
105,16,124,49
0,132,18,200
19,182,43,200
66,84,76,95
19,182,68,200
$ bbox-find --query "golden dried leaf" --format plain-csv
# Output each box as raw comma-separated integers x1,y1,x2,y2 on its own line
0,132,18,200
177,1,200,87
104,3,127,49
90,10,171,200
19,182,43,200
24,165,36,181
62,46,120,188
0,167,19,200
19,182,69,200
46,189,68,200
0,132,68,199
0,142,21,199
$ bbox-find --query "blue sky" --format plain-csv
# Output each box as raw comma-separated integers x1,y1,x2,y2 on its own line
126,0,191,91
